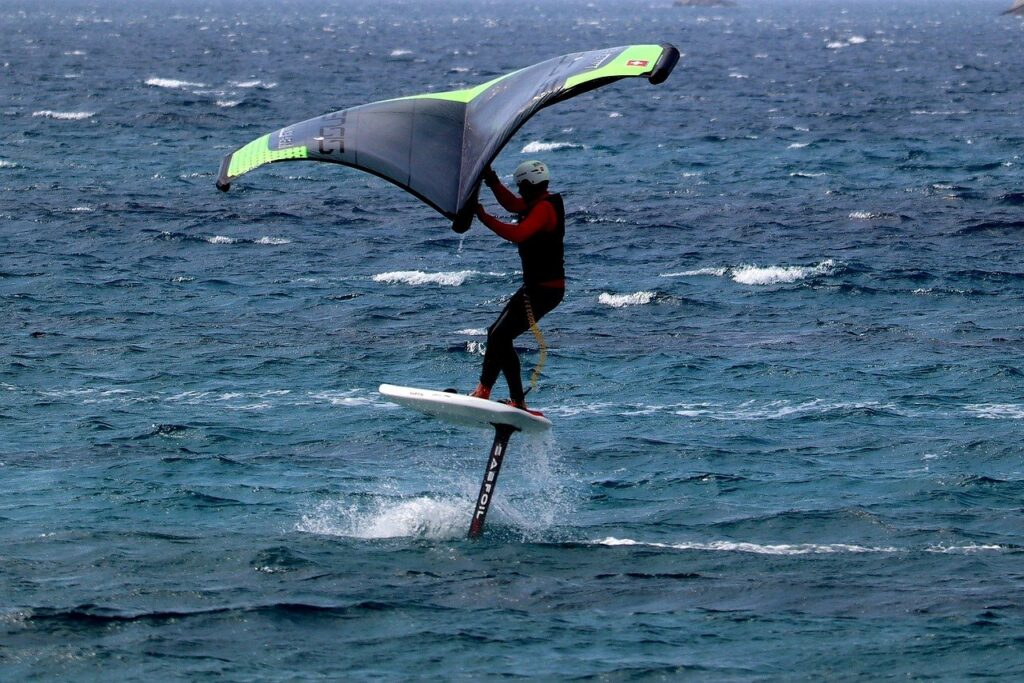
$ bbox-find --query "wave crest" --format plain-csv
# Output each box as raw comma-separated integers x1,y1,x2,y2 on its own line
599,291,655,307
373,270,476,286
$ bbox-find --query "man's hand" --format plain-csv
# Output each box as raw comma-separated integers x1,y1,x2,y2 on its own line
482,166,499,186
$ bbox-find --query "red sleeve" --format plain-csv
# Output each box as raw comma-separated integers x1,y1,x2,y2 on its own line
479,201,557,244
487,178,526,213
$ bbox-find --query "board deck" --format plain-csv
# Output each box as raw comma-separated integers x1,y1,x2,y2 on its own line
378,384,552,434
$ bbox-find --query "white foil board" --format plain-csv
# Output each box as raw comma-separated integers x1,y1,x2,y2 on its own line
378,384,552,434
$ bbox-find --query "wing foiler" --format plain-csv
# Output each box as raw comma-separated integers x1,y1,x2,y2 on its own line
216,43,680,232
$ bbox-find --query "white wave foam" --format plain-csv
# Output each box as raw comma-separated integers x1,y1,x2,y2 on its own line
595,537,898,555
731,259,836,285
520,141,584,154
298,497,464,540
0,160,17,169
595,538,1007,555
32,110,94,120
790,171,826,178
911,109,970,116
216,99,242,108
548,398,895,421
598,291,655,308
373,270,475,286
70,206,94,213
145,77,207,89
925,544,1006,554
231,79,276,89
787,142,809,149
255,236,291,245
965,404,1024,420
456,328,487,336
308,390,381,407
206,235,235,245
389,49,414,58
608,111,622,118
660,267,727,277
687,255,829,288
674,398,896,421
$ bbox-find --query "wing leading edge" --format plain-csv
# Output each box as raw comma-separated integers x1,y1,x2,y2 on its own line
216,44,680,231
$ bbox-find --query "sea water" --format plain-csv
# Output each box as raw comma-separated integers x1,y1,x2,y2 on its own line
2,0,1023,679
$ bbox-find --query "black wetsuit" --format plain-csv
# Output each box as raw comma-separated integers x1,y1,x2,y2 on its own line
479,194,565,403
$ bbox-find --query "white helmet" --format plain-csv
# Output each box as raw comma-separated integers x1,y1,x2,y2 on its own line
513,160,550,187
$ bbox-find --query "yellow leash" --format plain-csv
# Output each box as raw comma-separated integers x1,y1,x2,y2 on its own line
522,292,548,393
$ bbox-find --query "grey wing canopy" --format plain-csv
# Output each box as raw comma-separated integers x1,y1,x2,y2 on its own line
216,44,679,231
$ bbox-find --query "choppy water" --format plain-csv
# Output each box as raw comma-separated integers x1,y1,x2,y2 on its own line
2,0,1023,679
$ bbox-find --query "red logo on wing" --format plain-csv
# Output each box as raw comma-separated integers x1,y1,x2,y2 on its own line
626,59,649,67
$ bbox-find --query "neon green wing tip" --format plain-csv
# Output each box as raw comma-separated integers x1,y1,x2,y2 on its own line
217,134,309,191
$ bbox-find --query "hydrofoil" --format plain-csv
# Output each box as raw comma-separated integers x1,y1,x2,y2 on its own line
378,383,551,538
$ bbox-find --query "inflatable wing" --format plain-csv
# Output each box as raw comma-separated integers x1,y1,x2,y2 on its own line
216,43,679,231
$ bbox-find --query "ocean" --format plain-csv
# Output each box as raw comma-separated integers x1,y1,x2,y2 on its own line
2,0,1023,679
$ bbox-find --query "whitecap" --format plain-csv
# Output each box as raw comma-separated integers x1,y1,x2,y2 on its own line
32,110,94,120
964,404,1024,420
373,270,475,286
685,398,896,421
216,100,242,108
206,235,235,244
145,77,207,89
911,110,970,116
787,142,809,149
594,537,899,555
0,160,17,169
254,236,291,245
520,141,584,154
308,390,381,407
660,267,727,277
731,259,835,286
924,544,1006,554
598,291,655,307
231,79,276,89
70,206,94,213
456,328,487,336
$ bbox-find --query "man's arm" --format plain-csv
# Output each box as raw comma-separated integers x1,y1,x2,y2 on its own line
475,201,556,243
482,167,526,213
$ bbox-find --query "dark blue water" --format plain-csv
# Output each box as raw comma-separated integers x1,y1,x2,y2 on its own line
3,0,1023,678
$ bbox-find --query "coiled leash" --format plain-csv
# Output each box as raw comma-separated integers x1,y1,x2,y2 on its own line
522,291,548,393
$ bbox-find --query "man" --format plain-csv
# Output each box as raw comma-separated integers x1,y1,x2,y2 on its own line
469,160,565,412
